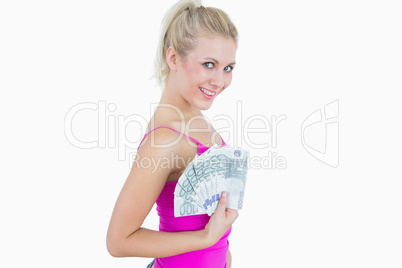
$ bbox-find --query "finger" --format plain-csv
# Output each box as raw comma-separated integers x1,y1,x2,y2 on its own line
215,191,228,214
225,208,237,213
225,208,239,221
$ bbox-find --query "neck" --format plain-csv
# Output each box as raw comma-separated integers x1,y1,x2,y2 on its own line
159,78,202,118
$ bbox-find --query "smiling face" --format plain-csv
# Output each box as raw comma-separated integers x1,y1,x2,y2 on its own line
168,34,237,111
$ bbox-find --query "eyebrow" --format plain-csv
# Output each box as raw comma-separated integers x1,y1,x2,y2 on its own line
204,57,236,66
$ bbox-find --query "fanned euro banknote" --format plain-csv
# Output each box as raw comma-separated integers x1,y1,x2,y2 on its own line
174,145,249,217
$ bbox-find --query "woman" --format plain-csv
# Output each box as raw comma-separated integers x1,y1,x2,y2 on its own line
106,0,239,267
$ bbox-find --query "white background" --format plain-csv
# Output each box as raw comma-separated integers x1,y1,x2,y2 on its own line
1,0,401,267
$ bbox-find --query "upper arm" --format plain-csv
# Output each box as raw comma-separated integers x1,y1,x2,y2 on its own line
106,128,184,244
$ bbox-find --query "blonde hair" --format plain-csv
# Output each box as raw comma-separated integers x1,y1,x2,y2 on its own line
153,0,238,87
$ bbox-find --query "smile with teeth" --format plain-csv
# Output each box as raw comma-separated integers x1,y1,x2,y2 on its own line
199,87,216,96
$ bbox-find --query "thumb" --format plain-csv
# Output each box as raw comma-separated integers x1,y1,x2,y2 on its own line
215,191,228,214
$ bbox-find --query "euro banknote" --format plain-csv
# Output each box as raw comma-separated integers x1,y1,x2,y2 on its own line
174,145,249,217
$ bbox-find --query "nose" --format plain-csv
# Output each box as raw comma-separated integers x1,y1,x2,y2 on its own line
209,71,225,90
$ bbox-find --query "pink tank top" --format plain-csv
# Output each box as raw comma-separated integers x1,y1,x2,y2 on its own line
137,126,231,268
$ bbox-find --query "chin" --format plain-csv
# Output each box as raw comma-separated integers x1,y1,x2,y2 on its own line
196,102,214,111
198,105,212,111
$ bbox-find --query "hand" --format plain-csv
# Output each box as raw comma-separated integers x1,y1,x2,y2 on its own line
204,192,239,246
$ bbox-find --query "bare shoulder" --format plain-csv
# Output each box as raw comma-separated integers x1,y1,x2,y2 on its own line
138,126,181,150
136,126,197,176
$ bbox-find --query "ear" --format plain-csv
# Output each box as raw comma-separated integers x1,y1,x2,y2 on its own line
166,46,178,72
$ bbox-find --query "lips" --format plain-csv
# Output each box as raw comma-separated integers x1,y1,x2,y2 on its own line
199,87,217,99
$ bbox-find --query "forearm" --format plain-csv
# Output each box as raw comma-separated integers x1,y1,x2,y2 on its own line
108,227,212,258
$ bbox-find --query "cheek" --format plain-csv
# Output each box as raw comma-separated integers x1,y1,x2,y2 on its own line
224,74,233,87
187,65,209,83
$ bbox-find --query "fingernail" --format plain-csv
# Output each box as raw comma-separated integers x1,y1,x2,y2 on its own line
222,192,227,198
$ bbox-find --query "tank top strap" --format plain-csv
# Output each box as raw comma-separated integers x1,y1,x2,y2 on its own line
137,126,202,149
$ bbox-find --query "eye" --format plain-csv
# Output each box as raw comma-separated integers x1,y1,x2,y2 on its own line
224,65,234,72
203,62,214,68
